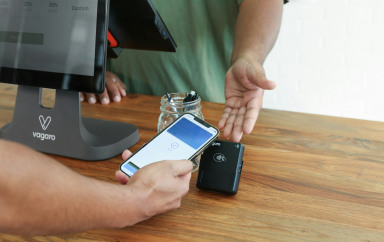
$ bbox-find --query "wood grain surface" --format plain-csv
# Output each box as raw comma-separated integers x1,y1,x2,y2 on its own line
0,83,383,241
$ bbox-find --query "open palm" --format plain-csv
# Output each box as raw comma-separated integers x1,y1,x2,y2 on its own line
218,58,276,142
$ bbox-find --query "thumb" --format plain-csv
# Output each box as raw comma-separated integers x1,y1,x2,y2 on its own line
171,160,193,177
254,78,276,90
247,62,276,90
115,170,129,185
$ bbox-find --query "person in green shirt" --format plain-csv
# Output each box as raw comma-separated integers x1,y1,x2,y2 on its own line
82,0,286,142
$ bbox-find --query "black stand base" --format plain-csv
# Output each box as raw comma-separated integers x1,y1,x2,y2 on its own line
0,86,139,161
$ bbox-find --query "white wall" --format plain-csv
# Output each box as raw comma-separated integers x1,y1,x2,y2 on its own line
264,0,384,122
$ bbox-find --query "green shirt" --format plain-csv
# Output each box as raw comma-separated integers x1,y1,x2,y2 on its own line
109,0,243,103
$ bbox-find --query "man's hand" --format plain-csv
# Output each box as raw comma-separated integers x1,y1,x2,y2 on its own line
218,55,276,142
218,0,283,142
115,150,193,224
115,150,133,185
80,71,126,104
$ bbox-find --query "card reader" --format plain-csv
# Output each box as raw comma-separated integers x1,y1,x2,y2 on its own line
196,140,244,194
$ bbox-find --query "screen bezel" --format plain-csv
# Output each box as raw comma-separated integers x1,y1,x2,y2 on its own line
120,113,219,177
0,0,108,94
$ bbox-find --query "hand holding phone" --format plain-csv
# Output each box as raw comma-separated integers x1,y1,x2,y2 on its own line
120,114,219,177
116,150,193,226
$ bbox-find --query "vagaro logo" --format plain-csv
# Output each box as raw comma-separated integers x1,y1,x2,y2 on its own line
32,115,56,141
39,115,51,130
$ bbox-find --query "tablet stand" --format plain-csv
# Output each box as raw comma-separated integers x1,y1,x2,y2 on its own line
0,85,139,161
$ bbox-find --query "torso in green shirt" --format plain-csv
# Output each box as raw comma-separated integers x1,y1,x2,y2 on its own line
109,0,243,103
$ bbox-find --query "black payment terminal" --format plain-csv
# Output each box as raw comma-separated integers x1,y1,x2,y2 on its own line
196,140,244,194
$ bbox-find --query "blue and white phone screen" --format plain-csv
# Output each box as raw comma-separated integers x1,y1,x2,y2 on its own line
121,116,217,176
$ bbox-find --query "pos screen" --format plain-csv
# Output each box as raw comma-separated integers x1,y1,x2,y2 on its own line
0,0,108,93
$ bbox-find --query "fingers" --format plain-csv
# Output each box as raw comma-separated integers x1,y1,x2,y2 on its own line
115,150,133,185
161,160,192,199
232,107,245,142
220,108,259,142
218,107,232,130
242,101,261,135
85,93,97,104
222,108,238,139
106,79,121,103
179,172,191,197
118,80,127,97
219,92,263,141
81,72,126,104
115,170,129,185
106,71,126,103
219,107,242,141
122,149,132,160
124,160,192,222
221,107,244,142
98,89,110,105
171,160,193,177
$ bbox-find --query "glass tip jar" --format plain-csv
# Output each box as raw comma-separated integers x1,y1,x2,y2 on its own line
157,92,204,133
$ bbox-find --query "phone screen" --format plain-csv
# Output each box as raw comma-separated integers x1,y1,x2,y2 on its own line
120,114,219,177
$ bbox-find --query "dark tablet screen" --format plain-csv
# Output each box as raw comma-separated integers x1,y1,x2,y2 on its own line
108,0,177,52
0,0,108,94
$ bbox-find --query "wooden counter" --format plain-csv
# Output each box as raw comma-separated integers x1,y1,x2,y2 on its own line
1,83,384,241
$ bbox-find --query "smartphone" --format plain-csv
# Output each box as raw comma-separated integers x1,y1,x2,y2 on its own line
120,113,219,177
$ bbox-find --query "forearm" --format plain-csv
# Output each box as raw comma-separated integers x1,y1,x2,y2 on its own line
0,140,139,235
231,0,283,64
